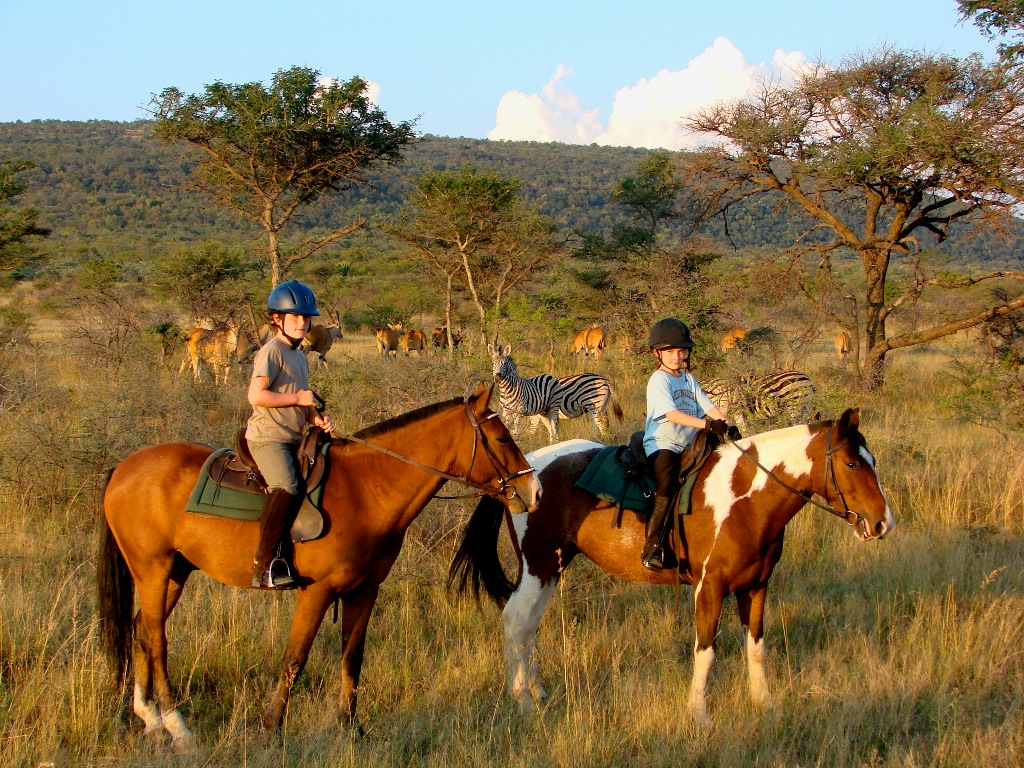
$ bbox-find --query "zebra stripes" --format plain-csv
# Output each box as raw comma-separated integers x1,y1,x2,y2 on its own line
555,373,623,435
488,345,622,441
703,370,818,428
489,344,561,440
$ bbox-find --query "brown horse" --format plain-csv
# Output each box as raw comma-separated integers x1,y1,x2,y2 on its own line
98,382,540,751
450,409,893,724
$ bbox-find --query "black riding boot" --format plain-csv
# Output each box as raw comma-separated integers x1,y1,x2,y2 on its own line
252,488,301,589
641,495,673,571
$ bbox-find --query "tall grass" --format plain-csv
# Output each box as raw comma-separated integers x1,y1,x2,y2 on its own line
0,324,1021,766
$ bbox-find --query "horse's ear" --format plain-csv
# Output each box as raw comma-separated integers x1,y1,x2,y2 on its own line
838,408,859,433
471,380,493,413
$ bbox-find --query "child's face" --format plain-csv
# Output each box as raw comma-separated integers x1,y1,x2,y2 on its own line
656,347,690,372
276,313,312,339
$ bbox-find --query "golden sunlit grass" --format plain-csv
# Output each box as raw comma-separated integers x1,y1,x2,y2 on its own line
0,329,1021,766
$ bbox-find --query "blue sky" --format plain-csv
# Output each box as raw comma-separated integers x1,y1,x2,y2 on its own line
0,0,998,148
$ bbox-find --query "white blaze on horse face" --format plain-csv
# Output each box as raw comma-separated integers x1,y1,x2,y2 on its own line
859,444,896,536
526,440,603,475
703,425,816,534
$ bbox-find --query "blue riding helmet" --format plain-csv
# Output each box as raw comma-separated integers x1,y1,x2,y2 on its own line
267,280,320,316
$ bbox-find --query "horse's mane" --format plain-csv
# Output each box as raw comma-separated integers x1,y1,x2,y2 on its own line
352,395,465,440
743,415,866,453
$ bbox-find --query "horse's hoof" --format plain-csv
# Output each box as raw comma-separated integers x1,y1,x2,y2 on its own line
346,718,366,739
172,734,196,754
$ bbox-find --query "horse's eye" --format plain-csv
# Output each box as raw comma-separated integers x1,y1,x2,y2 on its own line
846,462,858,470
496,435,512,445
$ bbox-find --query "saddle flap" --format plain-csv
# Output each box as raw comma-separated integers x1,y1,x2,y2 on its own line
234,427,262,475
575,445,655,516
677,429,720,481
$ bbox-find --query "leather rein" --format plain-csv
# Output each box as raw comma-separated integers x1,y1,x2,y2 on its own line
341,397,535,504
726,423,865,530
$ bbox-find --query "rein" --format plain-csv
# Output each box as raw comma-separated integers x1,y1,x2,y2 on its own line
341,398,534,503
726,424,864,529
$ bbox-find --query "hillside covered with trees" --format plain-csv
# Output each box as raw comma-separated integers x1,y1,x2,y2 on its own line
2,119,1022,271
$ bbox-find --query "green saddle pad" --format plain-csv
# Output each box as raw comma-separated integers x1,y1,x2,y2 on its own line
185,444,330,521
574,445,656,515
573,446,701,518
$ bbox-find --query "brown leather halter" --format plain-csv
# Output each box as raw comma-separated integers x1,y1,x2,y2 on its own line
342,397,535,505
727,423,866,529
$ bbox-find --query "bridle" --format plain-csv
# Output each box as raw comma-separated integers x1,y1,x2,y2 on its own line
342,396,535,504
727,423,865,529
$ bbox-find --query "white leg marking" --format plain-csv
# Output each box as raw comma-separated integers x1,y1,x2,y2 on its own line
502,571,556,712
688,644,715,725
161,709,195,752
744,625,769,705
133,683,162,735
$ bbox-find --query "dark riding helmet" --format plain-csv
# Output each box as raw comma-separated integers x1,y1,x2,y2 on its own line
649,317,696,350
267,280,320,316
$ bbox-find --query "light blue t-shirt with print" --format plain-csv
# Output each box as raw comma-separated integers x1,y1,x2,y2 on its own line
643,369,714,456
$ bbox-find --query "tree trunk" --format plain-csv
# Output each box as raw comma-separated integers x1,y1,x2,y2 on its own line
860,248,891,388
268,229,282,287
444,273,455,362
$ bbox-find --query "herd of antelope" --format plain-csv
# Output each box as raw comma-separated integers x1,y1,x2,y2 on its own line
176,313,856,434
374,322,464,361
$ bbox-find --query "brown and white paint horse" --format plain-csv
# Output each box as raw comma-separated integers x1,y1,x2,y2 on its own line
99,383,540,751
450,409,893,724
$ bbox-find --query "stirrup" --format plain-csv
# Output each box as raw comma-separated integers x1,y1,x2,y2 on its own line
642,547,665,572
254,557,296,589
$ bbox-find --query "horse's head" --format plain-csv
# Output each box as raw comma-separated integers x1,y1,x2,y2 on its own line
468,380,541,514
823,408,895,542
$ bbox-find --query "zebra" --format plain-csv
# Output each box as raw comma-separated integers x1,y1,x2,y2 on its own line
488,344,561,441
553,373,624,436
702,370,818,429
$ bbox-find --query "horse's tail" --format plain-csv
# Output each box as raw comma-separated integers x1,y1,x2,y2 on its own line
97,468,134,683
448,495,516,607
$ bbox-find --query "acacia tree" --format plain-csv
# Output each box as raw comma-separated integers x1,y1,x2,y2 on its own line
682,47,1024,386
0,160,50,273
152,66,416,286
958,0,1024,64
388,165,558,347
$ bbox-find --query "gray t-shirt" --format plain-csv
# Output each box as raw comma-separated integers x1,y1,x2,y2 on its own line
245,336,309,444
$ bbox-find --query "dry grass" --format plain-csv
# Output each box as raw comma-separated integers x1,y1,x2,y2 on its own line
0,321,1021,767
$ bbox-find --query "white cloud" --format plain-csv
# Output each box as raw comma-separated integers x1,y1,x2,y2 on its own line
487,38,808,150
488,65,602,143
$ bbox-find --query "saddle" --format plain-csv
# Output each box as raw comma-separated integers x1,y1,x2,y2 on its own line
186,427,332,542
575,429,722,529
209,426,329,495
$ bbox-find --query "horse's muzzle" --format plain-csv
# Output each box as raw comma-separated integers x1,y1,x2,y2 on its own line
855,508,895,541
508,475,542,514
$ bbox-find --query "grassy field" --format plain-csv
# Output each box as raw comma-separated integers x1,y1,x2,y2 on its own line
0,322,1021,767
